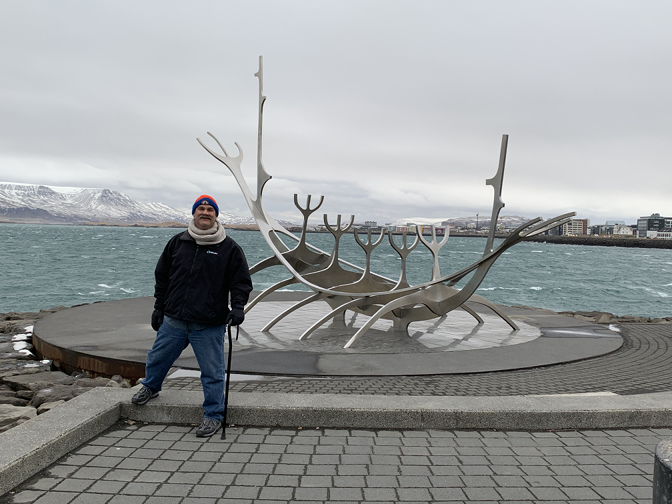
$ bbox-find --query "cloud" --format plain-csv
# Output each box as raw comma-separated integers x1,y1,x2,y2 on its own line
1,0,670,225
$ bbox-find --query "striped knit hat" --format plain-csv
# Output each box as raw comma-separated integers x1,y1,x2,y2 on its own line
192,195,219,216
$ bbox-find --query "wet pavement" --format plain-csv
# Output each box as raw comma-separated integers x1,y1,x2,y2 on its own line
4,423,663,503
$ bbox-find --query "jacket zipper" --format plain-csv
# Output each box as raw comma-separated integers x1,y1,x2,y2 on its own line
180,244,200,320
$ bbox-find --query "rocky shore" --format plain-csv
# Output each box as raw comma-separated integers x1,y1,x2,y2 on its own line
1,308,133,433
524,234,672,249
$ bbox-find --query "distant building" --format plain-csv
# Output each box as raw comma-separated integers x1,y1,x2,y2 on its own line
637,213,672,238
418,225,445,236
562,219,590,236
591,224,614,235
656,229,672,239
397,225,417,233
613,224,634,236
364,220,377,228
591,222,633,236
542,224,564,236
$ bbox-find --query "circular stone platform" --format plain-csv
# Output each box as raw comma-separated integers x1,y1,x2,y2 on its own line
33,292,623,379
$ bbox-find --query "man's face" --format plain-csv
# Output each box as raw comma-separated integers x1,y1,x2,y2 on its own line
193,204,217,230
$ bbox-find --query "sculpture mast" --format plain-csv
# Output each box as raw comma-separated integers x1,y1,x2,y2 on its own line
254,56,272,202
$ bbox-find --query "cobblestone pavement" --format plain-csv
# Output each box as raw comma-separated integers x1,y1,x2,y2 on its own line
164,324,672,396
4,423,667,504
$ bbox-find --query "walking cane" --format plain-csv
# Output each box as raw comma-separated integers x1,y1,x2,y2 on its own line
221,320,239,440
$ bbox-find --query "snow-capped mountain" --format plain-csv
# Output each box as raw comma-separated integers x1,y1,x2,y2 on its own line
0,182,253,225
396,215,532,229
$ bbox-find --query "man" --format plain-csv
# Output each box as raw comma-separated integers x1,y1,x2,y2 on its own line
131,195,253,437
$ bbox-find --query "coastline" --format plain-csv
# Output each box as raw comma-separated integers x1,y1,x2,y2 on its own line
523,234,672,249
3,220,672,249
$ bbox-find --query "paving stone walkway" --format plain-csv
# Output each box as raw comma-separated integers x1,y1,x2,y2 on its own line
4,423,666,504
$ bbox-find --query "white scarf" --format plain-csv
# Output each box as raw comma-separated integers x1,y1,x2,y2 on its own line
188,219,227,245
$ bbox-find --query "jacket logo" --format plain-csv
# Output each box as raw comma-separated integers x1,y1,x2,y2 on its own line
207,250,218,255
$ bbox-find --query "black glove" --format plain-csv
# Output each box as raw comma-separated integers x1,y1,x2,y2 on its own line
226,307,245,326
151,310,164,331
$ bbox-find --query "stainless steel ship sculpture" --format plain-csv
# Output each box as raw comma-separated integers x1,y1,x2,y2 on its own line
198,57,575,348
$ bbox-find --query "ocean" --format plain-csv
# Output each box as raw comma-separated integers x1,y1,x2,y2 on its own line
1,223,670,318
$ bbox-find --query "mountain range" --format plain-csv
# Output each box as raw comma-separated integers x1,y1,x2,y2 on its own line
394,215,532,230
0,182,255,226
1,182,534,229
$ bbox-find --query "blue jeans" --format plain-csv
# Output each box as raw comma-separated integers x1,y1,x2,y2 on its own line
142,316,226,421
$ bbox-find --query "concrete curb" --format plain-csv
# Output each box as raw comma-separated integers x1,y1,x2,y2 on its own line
141,390,672,431
3,387,672,496
0,388,127,496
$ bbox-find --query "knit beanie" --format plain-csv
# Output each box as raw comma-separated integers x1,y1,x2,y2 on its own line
192,195,219,217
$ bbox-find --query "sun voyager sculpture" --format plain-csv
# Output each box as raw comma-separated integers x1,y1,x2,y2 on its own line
198,57,575,348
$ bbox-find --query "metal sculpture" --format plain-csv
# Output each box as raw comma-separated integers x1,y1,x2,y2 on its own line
198,57,575,348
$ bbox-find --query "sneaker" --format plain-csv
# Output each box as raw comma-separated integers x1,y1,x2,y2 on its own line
196,417,222,437
131,385,159,405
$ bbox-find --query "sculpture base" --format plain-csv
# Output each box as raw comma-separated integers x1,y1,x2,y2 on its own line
33,292,622,379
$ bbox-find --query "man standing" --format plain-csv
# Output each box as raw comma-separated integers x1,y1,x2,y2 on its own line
131,195,253,437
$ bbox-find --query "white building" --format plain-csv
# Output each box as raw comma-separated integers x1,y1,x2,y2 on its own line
613,224,634,236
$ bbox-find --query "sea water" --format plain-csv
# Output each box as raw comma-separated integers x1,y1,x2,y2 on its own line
1,223,670,318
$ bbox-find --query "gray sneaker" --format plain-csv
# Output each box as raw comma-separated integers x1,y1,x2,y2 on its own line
196,417,222,437
131,385,159,405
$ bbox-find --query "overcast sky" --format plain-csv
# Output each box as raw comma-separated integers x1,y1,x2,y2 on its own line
1,1,670,225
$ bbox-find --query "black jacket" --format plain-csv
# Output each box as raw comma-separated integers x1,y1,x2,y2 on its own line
154,231,253,326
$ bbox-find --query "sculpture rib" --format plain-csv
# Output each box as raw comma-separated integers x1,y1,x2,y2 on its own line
249,255,282,275
244,277,299,314
299,297,364,340
261,292,326,332
459,304,484,324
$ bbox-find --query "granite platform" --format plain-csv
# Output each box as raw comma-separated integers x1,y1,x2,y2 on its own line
32,292,623,379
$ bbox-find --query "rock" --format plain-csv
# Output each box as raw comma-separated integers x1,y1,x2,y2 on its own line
573,311,605,319
595,313,613,324
37,400,65,414
1,351,36,361
74,377,113,388
0,319,35,334
0,395,30,406
0,404,36,433
3,371,77,391
0,360,52,379
39,306,67,315
617,315,648,323
110,374,124,384
105,380,121,388
121,379,132,389
16,390,34,399
71,370,92,379
28,385,96,408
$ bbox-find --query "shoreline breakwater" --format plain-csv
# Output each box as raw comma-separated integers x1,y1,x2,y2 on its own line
524,235,672,249
1,307,133,434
